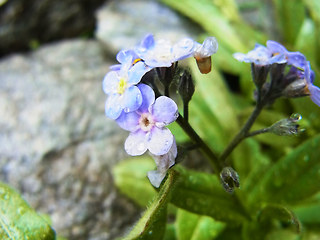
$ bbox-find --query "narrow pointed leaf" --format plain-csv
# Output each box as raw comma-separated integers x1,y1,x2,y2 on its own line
249,134,320,205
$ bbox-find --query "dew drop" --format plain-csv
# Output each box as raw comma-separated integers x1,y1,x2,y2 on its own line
303,155,310,162
148,230,153,235
124,107,130,113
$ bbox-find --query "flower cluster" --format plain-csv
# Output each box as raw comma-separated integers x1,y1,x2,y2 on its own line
234,41,320,106
102,34,218,187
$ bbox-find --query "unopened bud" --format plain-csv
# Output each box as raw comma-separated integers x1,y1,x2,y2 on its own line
178,70,195,104
220,167,240,193
282,79,310,98
269,113,302,136
193,37,218,74
251,63,270,88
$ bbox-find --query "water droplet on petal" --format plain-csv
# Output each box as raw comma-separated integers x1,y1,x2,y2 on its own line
124,107,130,113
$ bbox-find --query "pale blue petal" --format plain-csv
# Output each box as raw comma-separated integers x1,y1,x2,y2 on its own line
266,40,287,54
147,170,166,188
127,61,150,85
116,111,140,132
193,37,218,58
124,130,148,156
148,127,173,155
110,64,121,71
116,49,136,64
151,96,178,124
309,85,320,107
173,38,195,61
105,94,123,119
102,71,119,94
122,86,142,113
140,34,155,49
137,84,155,113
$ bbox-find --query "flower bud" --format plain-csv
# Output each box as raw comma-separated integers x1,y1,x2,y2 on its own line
178,70,195,104
282,79,310,98
220,167,240,193
269,113,302,136
251,63,269,88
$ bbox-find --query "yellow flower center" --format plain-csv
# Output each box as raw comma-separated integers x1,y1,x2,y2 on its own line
117,78,127,95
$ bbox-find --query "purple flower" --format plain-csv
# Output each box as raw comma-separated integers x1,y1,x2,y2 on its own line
135,34,195,68
193,37,218,74
267,40,306,69
102,57,150,119
147,138,177,188
116,83,178,156
233,43,286,66
305,61,320,106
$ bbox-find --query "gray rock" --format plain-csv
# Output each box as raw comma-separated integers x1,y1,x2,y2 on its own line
0,39,140,240
0,0,106,56
95,0,202,55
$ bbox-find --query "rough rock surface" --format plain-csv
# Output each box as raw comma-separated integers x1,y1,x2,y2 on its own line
95,0,202,55
0,0,106,56
0,39,140,240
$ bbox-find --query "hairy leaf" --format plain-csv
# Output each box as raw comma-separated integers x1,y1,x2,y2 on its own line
123,170,178,240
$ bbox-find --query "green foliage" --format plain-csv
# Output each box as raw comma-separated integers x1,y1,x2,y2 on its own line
249,134,320,205
114,0,320,239
171,166,249,223
0,182,56,240
176,209,225,240
113,157,157,207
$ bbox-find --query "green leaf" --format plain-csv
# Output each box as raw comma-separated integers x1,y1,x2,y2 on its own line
123,170,178,240
176,209,225,240
272,0,305,45
170,167,250,223
249,134,320,205
0,182,55,240
294,202,320,225
163,223,176,240
113,157,157,207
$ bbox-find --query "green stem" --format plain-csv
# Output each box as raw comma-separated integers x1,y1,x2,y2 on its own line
176,114,222,172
